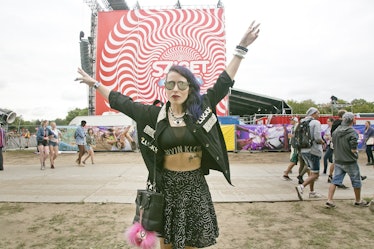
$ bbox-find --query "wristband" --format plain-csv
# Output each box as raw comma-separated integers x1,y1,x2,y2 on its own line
93,81,101,89
236,45,248,53
233,48,246,59
233,51,245,59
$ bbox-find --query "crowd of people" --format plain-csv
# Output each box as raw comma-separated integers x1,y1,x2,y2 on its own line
282,108,373,209
0,119,138,171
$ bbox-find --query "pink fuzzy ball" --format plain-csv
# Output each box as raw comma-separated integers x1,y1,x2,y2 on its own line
125,222,158,249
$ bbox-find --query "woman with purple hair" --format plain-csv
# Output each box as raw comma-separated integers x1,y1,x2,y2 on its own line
76,21,260,249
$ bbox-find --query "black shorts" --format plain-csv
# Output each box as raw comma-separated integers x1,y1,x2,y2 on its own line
37,140,48,146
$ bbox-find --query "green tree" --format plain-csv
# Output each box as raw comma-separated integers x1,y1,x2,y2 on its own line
286,99,317,115
351,99,374,113
65,108,89,124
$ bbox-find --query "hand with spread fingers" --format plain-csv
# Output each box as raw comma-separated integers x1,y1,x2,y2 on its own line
226,20,260,79
239,21,260,48
75,68,96,87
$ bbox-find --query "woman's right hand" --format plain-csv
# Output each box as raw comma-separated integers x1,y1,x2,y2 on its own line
75,68,96,87
75,68,111,100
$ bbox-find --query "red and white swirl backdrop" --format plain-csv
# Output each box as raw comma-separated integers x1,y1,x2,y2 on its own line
96,8,227,116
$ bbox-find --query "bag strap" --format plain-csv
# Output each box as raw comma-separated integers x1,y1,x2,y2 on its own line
147,141,158,192
148,121,160,192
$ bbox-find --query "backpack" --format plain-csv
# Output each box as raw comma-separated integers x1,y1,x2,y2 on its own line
291,119,313,149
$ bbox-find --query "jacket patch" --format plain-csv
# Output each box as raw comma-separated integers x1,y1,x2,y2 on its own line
143,125,155,139
140,137,158,153
197,107,217,133
203,114,217,133
197,107,212,124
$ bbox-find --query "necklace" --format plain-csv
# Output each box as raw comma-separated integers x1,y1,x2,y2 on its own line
169,107,186,125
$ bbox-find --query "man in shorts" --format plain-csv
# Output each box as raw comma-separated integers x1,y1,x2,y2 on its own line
295,107,324,200
325,112,369,208
75,120,87,166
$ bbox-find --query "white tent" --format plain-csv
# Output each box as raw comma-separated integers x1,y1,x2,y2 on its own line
69,113,135,127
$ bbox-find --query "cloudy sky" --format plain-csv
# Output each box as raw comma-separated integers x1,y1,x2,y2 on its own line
1,0,373,121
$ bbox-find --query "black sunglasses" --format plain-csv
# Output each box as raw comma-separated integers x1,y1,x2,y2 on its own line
165,81,190,91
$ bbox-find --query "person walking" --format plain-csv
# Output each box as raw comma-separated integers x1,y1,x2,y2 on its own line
326,110,367,188
83,128,96,165
75,120,86,166
295,107,324,201
49,121,62,169
36,120,53,170
363,121,374,165
327,110,346,183
0,125,5,171
325,112,369,208
75,21,260,249
283,117,299,181
323,117,334,174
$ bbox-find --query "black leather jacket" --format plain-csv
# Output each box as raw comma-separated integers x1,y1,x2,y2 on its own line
109,70,234,186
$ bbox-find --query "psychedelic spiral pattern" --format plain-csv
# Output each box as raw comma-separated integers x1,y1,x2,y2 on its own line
96,8,227,115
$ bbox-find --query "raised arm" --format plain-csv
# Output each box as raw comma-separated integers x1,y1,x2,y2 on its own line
76,21,260,95
225,21,260,80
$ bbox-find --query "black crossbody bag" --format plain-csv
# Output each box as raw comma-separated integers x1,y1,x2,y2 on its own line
132,157,165,233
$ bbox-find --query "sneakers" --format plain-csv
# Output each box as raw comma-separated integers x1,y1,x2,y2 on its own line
295,185,304,201
361,175,367,181
283,175,292,181
309,191,322,198
325,202,336,209
354,201,369,207
325,201,370,208
297,175,304,184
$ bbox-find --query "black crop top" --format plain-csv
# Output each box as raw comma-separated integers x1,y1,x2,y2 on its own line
158,126,202,155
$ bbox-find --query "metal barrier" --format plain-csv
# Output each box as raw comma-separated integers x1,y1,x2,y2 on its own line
5,135,37,150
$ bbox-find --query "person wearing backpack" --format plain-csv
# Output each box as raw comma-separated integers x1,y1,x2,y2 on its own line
295,107,324,201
